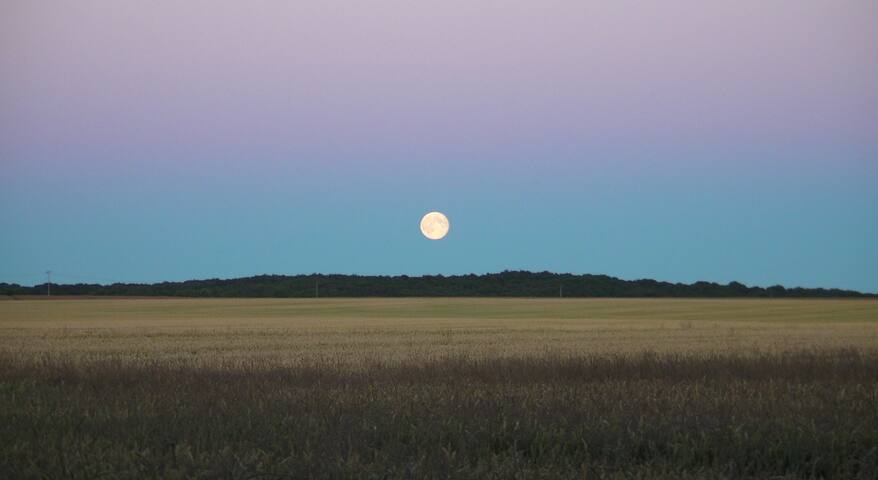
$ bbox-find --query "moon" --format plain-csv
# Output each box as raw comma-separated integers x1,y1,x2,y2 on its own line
420,211,450,240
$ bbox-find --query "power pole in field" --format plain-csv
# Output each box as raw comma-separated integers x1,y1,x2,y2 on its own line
45,270,52,296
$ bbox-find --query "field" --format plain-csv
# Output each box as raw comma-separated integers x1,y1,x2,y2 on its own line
2,298,877,478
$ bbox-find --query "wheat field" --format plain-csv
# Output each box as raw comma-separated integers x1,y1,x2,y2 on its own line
1,298,877,478
2,297,877,366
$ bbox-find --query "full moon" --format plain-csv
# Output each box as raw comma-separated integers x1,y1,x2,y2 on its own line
420,211,450,240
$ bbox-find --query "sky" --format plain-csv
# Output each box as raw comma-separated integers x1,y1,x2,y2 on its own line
1,0,876,292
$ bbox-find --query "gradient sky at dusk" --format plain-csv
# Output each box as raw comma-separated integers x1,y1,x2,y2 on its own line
2,1,876,291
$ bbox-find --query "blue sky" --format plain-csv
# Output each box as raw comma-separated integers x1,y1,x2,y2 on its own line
1,1,876,291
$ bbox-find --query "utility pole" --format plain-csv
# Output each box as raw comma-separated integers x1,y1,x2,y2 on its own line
315,279,319,298
46,270,52,296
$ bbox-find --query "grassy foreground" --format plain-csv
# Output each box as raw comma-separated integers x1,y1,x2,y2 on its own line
1,298,877,478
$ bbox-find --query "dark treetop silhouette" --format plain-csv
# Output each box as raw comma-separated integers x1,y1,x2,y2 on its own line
2,271,873,298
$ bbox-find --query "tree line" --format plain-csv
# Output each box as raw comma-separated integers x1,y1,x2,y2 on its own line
1,271,873,298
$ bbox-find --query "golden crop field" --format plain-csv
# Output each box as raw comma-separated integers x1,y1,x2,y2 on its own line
1,297,876,367
2,298,878,479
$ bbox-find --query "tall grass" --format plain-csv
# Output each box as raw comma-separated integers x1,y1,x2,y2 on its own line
2,349,876,479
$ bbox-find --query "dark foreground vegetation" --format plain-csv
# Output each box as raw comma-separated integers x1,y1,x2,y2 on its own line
1,350,876,479
2,271,873,298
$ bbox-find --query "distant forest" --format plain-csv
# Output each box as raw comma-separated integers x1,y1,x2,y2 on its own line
1,271,873,298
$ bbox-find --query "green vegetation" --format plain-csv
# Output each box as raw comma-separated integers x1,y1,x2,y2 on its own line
1,298,877,478
2,271,873,298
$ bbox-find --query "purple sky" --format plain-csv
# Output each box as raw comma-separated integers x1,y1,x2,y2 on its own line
1,1,877,291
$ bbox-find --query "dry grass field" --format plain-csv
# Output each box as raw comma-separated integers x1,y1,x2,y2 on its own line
2,298,877,366
1,298,877,478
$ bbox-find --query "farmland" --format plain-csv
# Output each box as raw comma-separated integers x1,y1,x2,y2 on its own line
2,298,878,478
